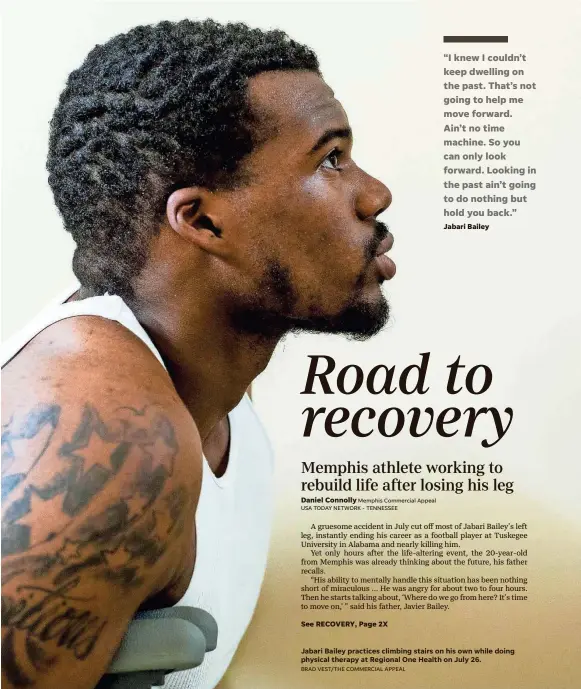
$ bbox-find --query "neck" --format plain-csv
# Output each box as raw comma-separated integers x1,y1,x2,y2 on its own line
128,279,280,443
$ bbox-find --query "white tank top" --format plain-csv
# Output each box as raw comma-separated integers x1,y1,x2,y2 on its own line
1,286,275,689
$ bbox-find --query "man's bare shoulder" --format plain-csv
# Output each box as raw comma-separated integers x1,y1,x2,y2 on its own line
4,313,173,393
1,315,201,688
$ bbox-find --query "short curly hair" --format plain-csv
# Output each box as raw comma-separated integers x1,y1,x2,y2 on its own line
46,19,319,300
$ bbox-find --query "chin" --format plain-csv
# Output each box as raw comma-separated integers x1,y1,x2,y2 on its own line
292,293,390,340
229,259,390,340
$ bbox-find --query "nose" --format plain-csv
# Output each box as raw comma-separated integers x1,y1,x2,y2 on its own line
355,169,392,221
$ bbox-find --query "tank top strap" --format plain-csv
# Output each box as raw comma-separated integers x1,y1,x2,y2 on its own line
1,285,166,370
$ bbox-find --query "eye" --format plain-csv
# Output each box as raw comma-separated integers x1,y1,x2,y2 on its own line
320,147,343,171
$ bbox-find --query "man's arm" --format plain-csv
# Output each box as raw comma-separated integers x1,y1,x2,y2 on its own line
1,319,201,689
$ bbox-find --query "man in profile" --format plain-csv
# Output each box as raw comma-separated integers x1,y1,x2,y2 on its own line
1,19,395,689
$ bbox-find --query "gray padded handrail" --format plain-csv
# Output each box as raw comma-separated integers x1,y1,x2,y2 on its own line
96,607,217,689
134,607,218,651
107,618,207,673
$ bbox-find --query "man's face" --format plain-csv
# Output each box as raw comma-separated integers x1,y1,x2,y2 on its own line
218,70,394,339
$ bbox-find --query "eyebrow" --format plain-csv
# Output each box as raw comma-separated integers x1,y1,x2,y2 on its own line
310,126,352,154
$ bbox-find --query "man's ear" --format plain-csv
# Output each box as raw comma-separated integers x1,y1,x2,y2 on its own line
166,187,227,254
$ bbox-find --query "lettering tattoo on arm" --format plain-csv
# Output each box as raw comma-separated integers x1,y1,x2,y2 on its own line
1,403,189,687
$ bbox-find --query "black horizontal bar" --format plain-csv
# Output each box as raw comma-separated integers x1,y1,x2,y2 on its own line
444,36,508,43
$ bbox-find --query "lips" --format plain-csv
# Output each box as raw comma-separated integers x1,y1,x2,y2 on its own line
375,232,396,280
375,233,394,256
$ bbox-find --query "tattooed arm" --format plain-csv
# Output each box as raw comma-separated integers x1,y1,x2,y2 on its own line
2,319,202,689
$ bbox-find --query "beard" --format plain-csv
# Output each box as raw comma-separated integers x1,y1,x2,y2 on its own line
292,294,390,341
229,256,390,341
